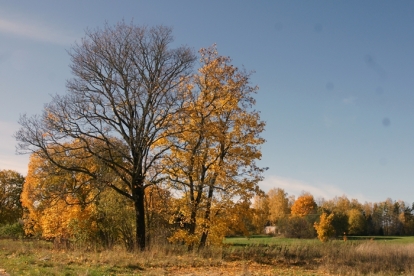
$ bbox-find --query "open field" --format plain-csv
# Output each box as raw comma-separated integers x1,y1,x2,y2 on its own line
1,237,414,275
0,239,324,276
224,235,414,246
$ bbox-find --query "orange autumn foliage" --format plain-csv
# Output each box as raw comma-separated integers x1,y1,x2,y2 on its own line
291,194,317,217
21,151,101,240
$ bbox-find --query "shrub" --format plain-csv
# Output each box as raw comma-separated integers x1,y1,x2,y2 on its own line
0,222,24,239
278,216,316,239
314,212,335,242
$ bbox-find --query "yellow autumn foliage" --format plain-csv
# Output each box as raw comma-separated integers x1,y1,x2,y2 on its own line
314,212,336,242
164,45,265,248
21,153,99,240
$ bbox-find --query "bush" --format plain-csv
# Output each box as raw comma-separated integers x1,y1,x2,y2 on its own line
278,216,316,239
0,222,24,239
314,212,335,242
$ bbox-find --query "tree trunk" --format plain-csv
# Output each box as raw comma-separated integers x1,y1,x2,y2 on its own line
198,185,214,250
134,186,146,251
187,208,197,251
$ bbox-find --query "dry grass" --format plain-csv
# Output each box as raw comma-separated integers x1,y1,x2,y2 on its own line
224,240,414,275
321,242,414,275
0,239,319,275
1,238,414,275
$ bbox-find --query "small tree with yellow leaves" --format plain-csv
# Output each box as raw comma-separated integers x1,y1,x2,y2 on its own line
314,212,336,242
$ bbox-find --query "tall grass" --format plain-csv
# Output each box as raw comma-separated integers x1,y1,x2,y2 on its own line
0,239,225,275
1,238,414,275
224,240,414,275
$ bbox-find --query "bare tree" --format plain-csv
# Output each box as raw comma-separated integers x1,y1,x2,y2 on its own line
15,22,195,250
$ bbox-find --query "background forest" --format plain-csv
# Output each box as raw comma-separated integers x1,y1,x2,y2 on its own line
1,167,414,250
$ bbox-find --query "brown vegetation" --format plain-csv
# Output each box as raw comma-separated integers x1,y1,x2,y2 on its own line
1,238,414,275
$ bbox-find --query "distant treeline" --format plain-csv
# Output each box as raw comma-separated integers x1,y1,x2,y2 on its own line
252,188,414,241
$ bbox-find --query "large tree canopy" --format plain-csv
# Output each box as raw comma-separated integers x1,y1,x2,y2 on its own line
15,22,196,250
163,46,266,249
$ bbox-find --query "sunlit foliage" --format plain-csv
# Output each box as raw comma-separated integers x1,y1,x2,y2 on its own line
21,151,101,241
291,193,317,217
164,46,266,249
21,146,136,250
268,188,290,224
314,212,335,242
251,193,270,233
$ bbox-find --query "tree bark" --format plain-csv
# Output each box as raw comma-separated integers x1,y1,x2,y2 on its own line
133,185,146,251
198,185,214,250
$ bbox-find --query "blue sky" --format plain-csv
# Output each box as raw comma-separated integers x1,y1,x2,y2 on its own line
1,1,413,203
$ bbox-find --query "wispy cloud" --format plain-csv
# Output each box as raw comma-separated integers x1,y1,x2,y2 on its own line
0,120,28,175
0,17,76,46
259,175,371,203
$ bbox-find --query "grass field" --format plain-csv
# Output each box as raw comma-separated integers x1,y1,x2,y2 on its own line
0,238,323,276
1,236,414,275
225,235,320,246
224,235,414,246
